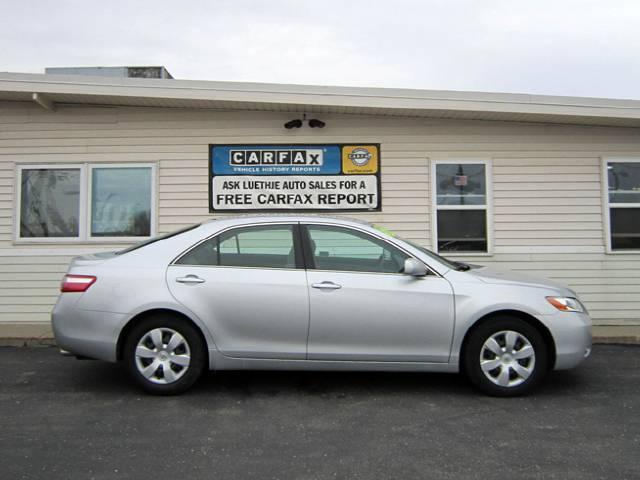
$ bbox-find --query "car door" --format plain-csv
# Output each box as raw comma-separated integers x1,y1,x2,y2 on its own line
303,224,455,363
167,223,309,359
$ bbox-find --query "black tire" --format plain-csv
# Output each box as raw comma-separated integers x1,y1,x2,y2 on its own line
123,314,206,395
463,316,549,397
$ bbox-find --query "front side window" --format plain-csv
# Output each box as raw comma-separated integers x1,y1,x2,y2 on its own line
17,164,155,241
20,168,81,238
176,225,297,269
305,225,409,273
607,161,640,250
434,161,489,253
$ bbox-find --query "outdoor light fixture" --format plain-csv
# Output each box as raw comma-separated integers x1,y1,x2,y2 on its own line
284,119,303,129
283,116,326,129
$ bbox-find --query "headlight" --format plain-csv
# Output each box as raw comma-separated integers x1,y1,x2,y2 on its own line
546,296,585,313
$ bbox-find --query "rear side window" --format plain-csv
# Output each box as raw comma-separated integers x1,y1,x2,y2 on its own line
305,225,409,274
176,224,298,269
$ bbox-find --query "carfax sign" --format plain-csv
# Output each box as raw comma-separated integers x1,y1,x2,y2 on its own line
209,144,381,212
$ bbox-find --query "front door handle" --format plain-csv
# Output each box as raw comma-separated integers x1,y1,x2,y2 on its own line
176,275,205,284
311,281,342,290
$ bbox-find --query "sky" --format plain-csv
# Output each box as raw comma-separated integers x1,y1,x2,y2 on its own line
2,0,640,99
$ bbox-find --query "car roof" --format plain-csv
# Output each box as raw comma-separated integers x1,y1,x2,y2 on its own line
203,214,372,228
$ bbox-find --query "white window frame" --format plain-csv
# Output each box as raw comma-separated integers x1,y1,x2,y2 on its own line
602,157,640,254
430,158,493,256
14,163,157,244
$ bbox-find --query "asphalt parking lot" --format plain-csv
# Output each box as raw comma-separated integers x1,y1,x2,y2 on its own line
0,345,638,480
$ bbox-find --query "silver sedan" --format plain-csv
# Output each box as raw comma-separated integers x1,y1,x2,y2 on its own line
52,216,592,396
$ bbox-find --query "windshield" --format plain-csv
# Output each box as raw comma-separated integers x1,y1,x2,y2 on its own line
398,238,462,270
372,224,460,270
117,224,201,255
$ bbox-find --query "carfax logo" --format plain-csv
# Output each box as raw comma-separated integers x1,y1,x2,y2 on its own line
348,147,372,166
229,149,324,166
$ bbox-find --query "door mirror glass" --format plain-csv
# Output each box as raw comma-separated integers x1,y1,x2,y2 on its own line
403,258,428,277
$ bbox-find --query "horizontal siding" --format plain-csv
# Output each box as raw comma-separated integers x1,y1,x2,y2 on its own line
0,254,70,318
493,157,603,251
1,101,640,327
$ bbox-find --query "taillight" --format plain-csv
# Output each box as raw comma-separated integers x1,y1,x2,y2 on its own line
61,274,96,293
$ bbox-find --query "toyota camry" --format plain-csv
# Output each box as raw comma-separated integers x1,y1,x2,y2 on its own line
52,216,592,396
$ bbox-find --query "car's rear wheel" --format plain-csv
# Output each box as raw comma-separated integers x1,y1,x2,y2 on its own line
123,315,206,395
463,316,549,396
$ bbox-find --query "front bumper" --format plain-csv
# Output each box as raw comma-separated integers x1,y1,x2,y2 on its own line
537,311,592,370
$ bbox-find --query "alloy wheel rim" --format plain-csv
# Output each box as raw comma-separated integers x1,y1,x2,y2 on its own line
134,328,191,384
479,330,536,388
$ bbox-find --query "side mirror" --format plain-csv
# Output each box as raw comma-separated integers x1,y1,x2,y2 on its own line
403,258,429,277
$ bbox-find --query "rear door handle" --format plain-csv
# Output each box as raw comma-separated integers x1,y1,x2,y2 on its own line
176,275,205,284
311,281,342,290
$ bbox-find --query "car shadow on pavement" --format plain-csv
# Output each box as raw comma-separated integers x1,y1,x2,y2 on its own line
57,358,475,397
199,368,591,398
62,359,592,399
200,369,474,397
21,346,594,399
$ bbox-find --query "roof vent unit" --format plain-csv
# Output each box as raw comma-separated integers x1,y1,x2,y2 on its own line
44,66,173,79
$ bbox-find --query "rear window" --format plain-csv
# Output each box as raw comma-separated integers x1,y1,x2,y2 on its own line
117,224,201,255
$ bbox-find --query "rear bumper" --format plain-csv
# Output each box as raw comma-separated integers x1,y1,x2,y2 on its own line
51,294,124,362
537,311,592,370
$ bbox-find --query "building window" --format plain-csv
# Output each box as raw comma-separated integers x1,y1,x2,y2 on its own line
16,164,155,242
19,167,82,238
432,160,491,253
606,160,640,251
90,166,152,237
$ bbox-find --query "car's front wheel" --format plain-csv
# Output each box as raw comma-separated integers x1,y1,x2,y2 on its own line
123,315,206,395
463,316,549,396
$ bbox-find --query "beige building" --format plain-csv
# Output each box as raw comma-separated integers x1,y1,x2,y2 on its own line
1,69,639,341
